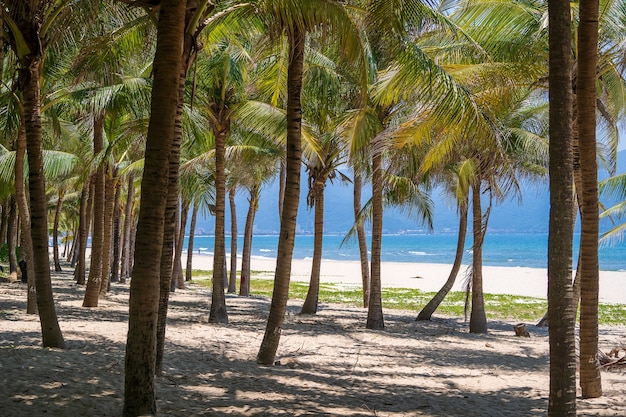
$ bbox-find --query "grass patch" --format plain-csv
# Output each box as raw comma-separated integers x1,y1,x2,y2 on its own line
192,273,625,326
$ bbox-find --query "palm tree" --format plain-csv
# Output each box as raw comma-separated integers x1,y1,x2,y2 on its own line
577,0,602,398
2,0,82,348
547,0,578,414
123,0,186,415
255,0,366,364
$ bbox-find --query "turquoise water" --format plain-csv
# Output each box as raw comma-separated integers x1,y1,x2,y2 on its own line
186,233,626,272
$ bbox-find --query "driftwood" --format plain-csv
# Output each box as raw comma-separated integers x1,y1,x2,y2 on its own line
514,323,530,337
599,346,626,371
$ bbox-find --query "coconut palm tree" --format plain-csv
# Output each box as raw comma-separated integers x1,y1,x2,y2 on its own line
123,0,187,415
547,0,578,413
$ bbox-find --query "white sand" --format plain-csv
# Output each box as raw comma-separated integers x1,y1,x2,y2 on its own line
191,254,626,304
1,260,625,416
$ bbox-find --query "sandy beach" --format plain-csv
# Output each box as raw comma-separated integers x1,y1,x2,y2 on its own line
193,254,626,304
1,259,625,416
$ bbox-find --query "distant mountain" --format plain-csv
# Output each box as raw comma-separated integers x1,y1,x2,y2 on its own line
193,150,626,235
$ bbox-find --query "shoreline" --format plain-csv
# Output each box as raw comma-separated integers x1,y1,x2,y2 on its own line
188,253,626,304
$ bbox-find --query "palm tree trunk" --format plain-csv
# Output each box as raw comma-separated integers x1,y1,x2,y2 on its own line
210,126,229,323
52,191,65,272
577,0,602,398
8,197,18,277
123,1,185,414
547,0,577,413
185,199,199,282
301,180,325,315
83,114,105,307
120,172,135,283
257,27,305,364
75,178,92,285
173,198,189,289
19,53,65,348
99,171,115,297
366,149,384,330
469,182,487,333
15,119,37,315
417,200,468,321
228,187,238,293
353,171,370,308
240,185,259,296
111,178,122,283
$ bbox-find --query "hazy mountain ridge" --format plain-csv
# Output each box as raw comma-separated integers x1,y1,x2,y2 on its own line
193,150,626,235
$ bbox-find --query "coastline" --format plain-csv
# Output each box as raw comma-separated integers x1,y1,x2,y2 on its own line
188,253,626,304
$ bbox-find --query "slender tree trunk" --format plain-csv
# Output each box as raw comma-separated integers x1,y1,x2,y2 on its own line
240,185,259,296
228,187,238,293
99,171,115,297
14,121,37,314
469,182,488,333
0,201,8,247
123,1,185,414
83,114,105,307
8,197,18,278
577,0,602,398
120,172,135,283
547,0,577,413
417,200,468,321
111,178,122,283
19,49,65,347
173,198,189,289
52,191,65,272
75,179,92,285
301,180,325,314
257,27,304,364
185,200,199,282
210,125,229,323
366,149,384,330
353,171,370,308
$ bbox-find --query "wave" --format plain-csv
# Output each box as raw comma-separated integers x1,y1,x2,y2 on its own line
408,251,431,256
259,249,273,253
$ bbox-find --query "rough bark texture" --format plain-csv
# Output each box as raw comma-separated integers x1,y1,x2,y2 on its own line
83,115,105,307
469,182,488,334
366,150,384,330
577,0,602,398
52,192,64,272
123,1,186,414
99,172,115,297
301,180,325,315
111,178,122,283
120,173,135,283
74,179,91,285
547,0,578,414
257,27,304,364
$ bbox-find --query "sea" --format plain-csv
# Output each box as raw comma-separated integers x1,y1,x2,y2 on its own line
185,233,626,272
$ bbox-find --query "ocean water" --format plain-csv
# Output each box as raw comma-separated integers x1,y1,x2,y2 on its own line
186,233,626,272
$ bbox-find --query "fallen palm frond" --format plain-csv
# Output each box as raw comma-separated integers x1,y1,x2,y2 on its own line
599,346,626,371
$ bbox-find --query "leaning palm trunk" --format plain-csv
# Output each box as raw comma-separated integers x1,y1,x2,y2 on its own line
577,0,602,398
417,201,468,321
240,185,259,296
469,181,488,334
257,27,305,365
547,0,578,413
123,1,186,414
185,199,199,282
173,198,189,289
301,180,325,315
19,51,65,348
353,171,370,308
366,149,384,330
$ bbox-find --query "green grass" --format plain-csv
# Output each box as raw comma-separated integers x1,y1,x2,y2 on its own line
192,272,626,326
